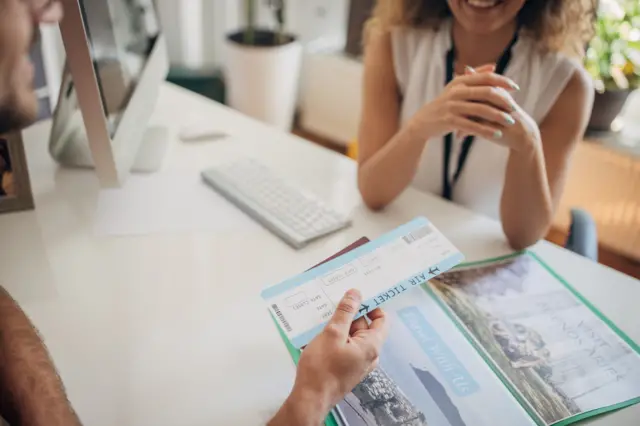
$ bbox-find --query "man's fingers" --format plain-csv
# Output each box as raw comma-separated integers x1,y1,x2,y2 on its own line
349,317,369,335
327,289,362,336
35,1,64,23
367,308,385,322
353,308,389,353
352,323,389,362
349,309,385,337
40,2,63,23
367,309,389,338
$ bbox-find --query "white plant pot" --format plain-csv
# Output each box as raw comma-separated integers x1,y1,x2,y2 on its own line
225,31,303,131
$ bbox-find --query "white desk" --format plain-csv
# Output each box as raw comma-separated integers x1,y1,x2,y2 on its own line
1,83,638,426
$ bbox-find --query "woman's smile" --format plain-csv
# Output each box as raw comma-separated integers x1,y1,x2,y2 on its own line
463,0,505,11
465,0,507,12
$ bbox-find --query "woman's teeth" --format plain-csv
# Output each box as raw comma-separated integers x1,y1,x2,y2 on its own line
467,0,501,8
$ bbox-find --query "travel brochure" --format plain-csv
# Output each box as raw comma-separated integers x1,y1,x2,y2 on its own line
271,247,640,426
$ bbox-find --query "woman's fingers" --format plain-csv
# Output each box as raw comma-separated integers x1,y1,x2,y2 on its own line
452,86,516,113
449,116,505,140
451,74,498,139
464,64,496,75
475,64,496,73
452,72,519,92
449,101,516,127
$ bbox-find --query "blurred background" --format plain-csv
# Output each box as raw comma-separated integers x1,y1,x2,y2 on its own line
32,0,639,278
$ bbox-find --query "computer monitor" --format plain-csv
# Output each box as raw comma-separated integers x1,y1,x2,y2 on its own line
50,0,169,187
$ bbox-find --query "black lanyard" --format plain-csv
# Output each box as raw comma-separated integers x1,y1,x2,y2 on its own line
442,32,519,201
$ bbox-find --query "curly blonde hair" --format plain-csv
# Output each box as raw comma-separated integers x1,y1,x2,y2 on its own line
369,0,597,57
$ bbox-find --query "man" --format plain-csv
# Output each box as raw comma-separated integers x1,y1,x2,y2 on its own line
0,1,389,425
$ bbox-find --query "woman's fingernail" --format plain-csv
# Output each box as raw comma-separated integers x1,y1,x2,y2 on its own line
494,130,503,139
508,81,520,91
510,101,518,111
504,114,516,125
465,65,476,74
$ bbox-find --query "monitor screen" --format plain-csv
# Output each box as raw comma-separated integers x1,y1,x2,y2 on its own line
79,0,160,136
50,0,169,183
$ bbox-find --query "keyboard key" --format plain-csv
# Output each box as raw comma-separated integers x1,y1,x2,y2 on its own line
201,159,351,249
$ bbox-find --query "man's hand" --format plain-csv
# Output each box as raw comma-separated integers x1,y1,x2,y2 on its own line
0,286,82,426
23,0,63,23
269,289,389,426
295,289,388,407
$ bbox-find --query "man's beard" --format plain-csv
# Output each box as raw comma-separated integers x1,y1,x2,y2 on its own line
0,92,37,135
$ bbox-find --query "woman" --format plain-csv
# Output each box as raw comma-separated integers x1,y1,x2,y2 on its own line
357,0,595,249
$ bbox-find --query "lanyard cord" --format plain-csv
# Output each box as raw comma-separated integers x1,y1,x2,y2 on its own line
441,32,519,201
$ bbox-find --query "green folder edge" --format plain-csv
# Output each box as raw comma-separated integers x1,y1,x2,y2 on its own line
270,250,640,426
424,250,640,426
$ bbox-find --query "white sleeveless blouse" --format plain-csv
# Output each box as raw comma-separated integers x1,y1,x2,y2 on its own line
391,20,578,219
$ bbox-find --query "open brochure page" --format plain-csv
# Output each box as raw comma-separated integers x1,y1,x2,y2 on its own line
335,288,536,426
427,253,640,426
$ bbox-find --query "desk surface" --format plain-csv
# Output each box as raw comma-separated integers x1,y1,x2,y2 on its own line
1,83,638,426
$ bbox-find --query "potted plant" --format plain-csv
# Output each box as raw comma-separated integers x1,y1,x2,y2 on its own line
224,0,302,131
585,0,640,132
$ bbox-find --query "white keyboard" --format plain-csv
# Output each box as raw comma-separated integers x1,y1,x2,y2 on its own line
201,159,351,249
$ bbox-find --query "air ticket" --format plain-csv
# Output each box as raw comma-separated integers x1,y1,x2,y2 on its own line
261,217,464,349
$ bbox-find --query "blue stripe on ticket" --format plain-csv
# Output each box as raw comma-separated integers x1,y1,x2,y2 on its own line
261,217,432,300
289,251,464,348
356,251,464,314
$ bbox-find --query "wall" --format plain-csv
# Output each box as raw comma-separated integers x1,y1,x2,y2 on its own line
155,0,349,69
37,0,350,114
33,24,65,121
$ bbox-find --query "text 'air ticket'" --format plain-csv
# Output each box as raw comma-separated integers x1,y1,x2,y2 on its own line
261,217,464,349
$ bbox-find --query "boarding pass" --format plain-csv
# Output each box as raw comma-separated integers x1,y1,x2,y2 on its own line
261,217,464,349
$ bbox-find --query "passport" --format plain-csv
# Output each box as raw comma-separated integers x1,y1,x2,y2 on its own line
306,237,370,271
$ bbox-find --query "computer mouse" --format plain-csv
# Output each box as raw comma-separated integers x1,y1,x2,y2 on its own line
179,124,228,143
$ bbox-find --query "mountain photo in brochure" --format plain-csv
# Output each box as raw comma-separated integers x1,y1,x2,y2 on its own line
267,218,640,426
427,254,640,426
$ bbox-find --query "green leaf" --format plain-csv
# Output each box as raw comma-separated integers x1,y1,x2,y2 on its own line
589,0,640,88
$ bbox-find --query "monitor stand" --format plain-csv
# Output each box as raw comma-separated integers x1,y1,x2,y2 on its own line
130,125,170,173
55,125,169,173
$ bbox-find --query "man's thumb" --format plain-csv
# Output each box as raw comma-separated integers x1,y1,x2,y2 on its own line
327,289,362,333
